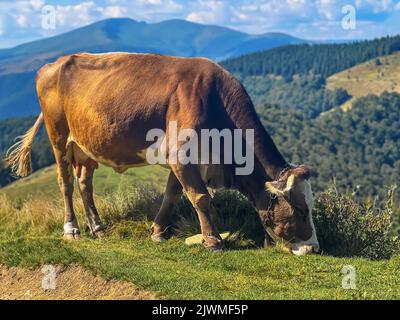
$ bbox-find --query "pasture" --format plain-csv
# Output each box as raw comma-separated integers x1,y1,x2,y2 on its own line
327,52,400,111
0,165,399,299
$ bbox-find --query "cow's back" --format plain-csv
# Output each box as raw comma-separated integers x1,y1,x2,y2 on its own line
36,52,226,166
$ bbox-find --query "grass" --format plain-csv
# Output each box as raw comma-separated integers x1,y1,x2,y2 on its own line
326,52,400,111
1,227,399,299
1,164,169,200
0,165,399,299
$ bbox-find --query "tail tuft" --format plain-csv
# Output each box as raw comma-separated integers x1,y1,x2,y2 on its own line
5,113,44,177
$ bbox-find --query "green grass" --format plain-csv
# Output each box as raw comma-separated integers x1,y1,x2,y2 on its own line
327,52,400,111
1,164,169,200
0,226,399,299
0,165,399,300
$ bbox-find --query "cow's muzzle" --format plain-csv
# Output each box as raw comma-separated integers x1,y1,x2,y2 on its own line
265,227,320,256
290,243,320,256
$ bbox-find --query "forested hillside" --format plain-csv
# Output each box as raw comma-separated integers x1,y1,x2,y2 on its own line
222,35,400,117
222,35,400,80
243,74,351,117
258,92,400,201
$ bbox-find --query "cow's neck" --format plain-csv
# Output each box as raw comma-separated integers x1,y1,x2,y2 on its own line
222,79,288,180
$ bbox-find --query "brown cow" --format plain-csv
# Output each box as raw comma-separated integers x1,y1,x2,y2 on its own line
6,52,319,255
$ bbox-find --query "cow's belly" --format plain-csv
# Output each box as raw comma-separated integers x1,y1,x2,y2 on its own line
66,104,165,173
68,135,152,174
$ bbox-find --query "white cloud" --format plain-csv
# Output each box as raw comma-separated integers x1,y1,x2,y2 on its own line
316,0,337,20
186,1,231,24
0,0,399,48
16,14,27,27
55,1,99,27
356,0,396,13
30,0,44,10
101,5,127,18
0,17,4,36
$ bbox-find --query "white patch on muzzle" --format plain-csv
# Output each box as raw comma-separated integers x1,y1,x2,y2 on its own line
291,179,320,256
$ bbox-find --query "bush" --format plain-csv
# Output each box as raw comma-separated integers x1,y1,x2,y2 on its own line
393,207,400,236
313,185,400,260
172,190,265,248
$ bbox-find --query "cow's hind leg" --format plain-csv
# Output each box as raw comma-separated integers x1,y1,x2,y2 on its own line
151,171,182,242
76,162,104,237
52,144,80,240
170,163,223,250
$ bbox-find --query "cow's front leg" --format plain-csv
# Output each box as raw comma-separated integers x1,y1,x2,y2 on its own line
76,162,104,237
170,163,223,250
151,171,182,242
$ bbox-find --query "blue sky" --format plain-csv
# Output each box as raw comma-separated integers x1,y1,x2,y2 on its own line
0,0,399,48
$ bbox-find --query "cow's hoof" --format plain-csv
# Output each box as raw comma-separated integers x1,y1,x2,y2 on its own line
90,225,106,238
93,230,106,239
63,232,80,240
150,223,171,243
202,234,223,251
63,221,80,240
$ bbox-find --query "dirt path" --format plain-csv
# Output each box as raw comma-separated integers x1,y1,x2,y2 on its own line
0,264,157,300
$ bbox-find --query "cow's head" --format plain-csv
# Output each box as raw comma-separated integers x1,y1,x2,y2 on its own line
264,165,319,256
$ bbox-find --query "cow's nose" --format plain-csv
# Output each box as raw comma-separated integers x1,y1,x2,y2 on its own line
291,243,320,256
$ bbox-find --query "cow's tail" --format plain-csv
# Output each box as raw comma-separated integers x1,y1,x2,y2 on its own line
5,113,44,177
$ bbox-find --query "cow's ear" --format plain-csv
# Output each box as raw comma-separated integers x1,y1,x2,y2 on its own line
265,175,296,197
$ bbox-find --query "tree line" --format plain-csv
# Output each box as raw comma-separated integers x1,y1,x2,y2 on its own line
221,35,400,80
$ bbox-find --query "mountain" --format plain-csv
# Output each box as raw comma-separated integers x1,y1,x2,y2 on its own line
0,18,304,119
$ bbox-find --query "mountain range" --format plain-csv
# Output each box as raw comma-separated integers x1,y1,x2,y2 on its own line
0,18,304,119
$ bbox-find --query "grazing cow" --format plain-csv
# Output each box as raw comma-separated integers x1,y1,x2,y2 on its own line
6,52,319,255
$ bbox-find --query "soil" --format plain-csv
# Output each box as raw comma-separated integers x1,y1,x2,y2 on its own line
0,264,157,300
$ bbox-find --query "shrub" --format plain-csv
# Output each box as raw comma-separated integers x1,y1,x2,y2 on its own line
172,190,265,248
313,185,400,259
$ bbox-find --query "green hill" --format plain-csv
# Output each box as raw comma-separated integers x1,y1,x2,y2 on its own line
0,164,169,201
221,35,400,117
327,52,400,110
